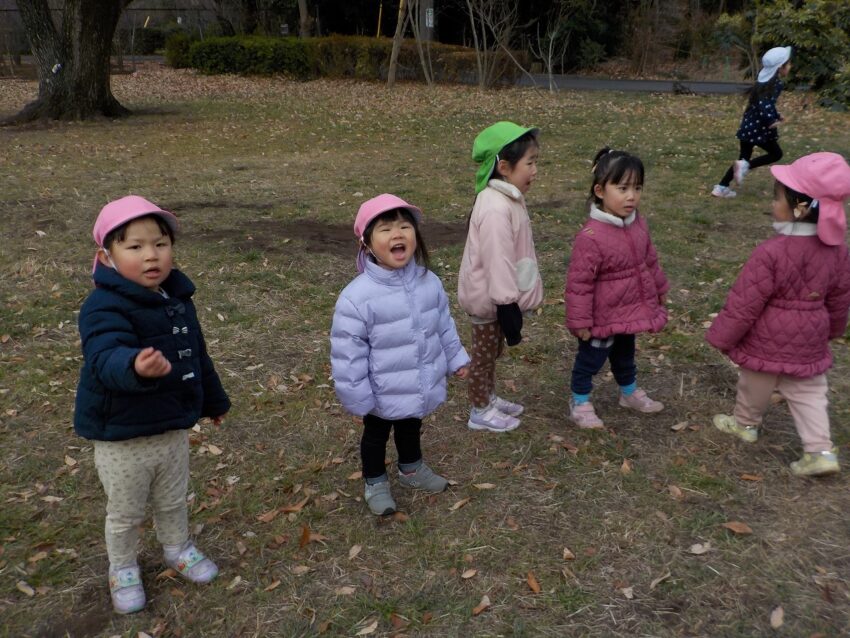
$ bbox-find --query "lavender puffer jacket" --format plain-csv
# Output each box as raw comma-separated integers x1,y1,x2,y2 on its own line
331,260,470,420
706,232,850,378
565,208,669,338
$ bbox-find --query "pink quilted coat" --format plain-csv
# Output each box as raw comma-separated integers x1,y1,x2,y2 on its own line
565,208,669,338
707,233,850,377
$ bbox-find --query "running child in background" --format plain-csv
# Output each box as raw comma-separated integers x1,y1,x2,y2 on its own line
707,153,850,476
458,121,544,433
712,46,792,199
331,194,470,516
565,148,669,429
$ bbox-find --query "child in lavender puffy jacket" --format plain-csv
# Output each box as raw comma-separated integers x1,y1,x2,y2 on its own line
565,148,669,430
707,153,850,476
331,194,470,516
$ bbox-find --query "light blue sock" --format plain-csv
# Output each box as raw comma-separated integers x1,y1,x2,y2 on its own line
572,393,590,405
620,382,637,396
365,473,388,486
398,459,422,474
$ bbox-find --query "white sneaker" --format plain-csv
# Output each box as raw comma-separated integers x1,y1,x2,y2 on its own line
491,395,524,417
468,405,520,432
711,184,736,198
733,159,750,185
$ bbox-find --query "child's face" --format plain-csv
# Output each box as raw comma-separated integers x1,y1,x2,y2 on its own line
779,61,792,77
99,217,174,290
366,215,417,270
771,182,795,222
594,174,642,218
498,144,539,194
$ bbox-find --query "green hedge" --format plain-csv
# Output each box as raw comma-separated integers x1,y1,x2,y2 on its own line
165,33,196,69
180,35,524,85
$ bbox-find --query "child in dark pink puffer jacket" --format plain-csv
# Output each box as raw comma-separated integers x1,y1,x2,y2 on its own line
707,152,850,476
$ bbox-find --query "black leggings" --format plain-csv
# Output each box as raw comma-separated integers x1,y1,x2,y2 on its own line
719,140,783,187
360,414,422,479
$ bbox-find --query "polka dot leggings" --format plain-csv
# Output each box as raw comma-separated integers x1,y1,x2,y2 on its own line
468,321,505,408
94,429,190,568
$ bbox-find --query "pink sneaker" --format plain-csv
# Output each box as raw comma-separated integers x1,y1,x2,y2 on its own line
618,388,664,413
569,401,604,429
108,564,146,614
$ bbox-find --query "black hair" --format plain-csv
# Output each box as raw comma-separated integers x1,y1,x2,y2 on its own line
490,130,539,182
362,208,430,270
774,181,820,222
103,214,175,250
746,74,780,107
588,147,645,208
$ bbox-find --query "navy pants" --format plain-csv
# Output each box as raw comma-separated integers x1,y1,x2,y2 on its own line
361,414,422,480
719,140,783,187
570,334,637,396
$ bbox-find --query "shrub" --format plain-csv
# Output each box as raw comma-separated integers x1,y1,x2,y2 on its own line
183,34,520,85
754,0,850,107
165,32,196,69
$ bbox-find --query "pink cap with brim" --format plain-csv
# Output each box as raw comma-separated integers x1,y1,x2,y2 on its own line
353,193,422,272
91,195,179,273
770,153,850,246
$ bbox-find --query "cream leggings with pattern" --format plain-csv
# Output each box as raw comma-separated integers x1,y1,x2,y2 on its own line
94,429,190,568
468,321,505,408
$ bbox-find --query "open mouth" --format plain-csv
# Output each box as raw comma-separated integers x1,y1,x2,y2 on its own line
390,244,407,257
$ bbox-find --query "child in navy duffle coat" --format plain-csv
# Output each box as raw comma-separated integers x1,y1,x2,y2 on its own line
75,195,230,614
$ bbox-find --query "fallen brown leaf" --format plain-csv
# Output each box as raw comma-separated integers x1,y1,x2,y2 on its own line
505,516,519,530
471,594,491,616
449,497,471,511
563,547,576,561
355,619,378,635
461,568,478,579
263,579,281,592
740,473,763,482
649,571,671,590
770,605,784,628
722,521,753,535
281,495,311,513
689,542,711,555
668,484,683,499
16,581,35,597
257,507,279,523
348,544,362,560
473,483,496,490
620,459,632,474
526,571,541,593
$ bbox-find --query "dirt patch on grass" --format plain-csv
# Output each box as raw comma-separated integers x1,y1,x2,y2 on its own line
192,217,467,257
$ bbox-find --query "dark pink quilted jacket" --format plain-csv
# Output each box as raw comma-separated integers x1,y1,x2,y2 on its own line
565,212,669,338
706,234,850,377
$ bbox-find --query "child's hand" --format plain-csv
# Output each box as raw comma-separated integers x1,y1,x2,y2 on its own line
455,366,470,379
211,414,227,425
571,328,592,341
134,347,172,378
659,293,667,306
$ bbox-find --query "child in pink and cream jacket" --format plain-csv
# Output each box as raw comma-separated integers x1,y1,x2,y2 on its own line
707,152,850,477
458,122,544,433
565,148,669,430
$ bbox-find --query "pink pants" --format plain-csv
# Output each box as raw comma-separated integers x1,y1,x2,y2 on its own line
734,369,832,453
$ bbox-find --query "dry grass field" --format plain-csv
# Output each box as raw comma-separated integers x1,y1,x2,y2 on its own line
1,66,850,637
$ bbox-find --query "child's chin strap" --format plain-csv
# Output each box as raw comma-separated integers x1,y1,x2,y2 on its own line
102,248,119,272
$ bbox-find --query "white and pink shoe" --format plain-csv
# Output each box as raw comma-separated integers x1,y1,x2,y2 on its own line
569,401,604,429
618,388,664,413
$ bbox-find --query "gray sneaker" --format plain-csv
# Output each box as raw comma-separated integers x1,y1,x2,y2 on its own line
398,462,448,493
364,480,396,516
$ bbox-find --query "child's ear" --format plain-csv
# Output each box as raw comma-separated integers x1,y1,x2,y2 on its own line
496,158,510,178
793,203,807,219
96,248,112,267
593,183,605,199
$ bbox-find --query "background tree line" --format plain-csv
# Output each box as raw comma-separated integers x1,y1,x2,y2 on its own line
6,0,849,123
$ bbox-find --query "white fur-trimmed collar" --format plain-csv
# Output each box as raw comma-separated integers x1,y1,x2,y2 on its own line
773,221,817,236
590,204,636,227
488,179,523,201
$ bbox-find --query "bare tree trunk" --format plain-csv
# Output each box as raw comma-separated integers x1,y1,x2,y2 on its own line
387,0,408,88
297,0,312,37
408,0,433,86
9,0,131,124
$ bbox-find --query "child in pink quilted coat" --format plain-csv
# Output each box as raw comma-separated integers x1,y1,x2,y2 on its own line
565,148,669,429
707,152,850,476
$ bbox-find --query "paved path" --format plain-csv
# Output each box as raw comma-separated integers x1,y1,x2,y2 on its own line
517,73,749,95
